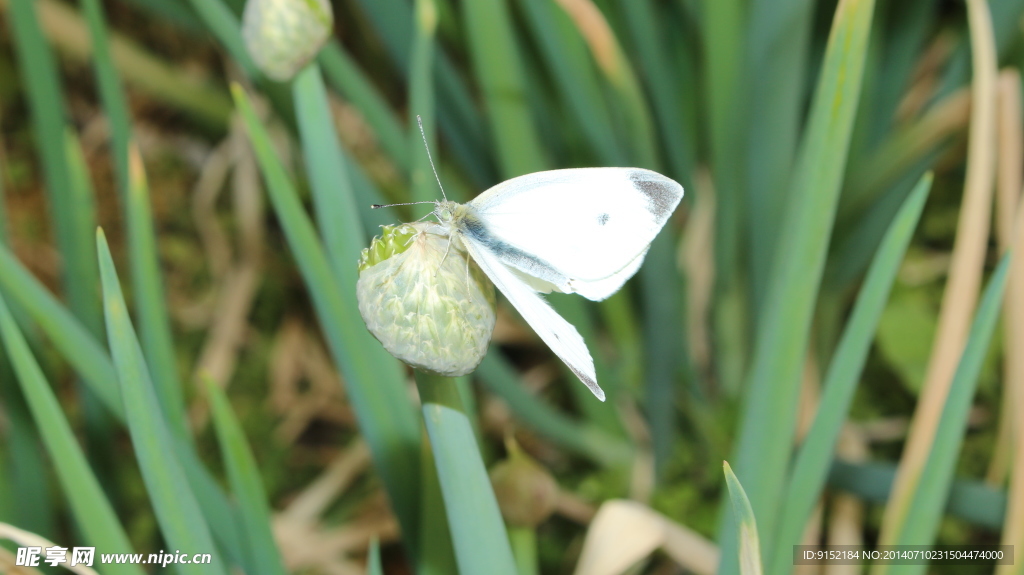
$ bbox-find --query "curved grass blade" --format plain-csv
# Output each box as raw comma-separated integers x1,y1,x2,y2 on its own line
98,229,226,575
0,292,145,575
8,0,101,337
724,462,763,575
206,379,287,575
0,242,247,566
720,0,877,571
885,255,1009,575
232,84,423,551
417,371,517,575
0,244,121,418
769,173,931,575
126,145,189,439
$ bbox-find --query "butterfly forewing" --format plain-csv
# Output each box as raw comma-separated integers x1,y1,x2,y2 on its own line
467,168,683,287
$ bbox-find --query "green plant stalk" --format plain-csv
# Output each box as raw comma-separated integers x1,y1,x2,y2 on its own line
744,0,814,314
885,256,1010,575
509,527,538,575
0,292,145,575
317,43,410,174
367,540,384,575
9,0,104,339
78,0,131,204
828,460,1007,531
720,0,876,571
416,370,518,575
418,423,458,575
233,84,423,551
616,0,693,176
641,231,685,478
459,0,547,177
702,0,745,290
206,380,287,575
293,64,366,286
127,146,190,440
65,128,118,493
97,229,226,575
185,0,257,76
769,173,931,574
410,0,438,205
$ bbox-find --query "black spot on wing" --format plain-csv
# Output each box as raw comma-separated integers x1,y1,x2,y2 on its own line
629,170,682,219
597,213,610,226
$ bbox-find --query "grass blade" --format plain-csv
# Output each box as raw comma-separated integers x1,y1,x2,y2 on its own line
367,540,384,575
770,173,931,575
721,0,876,570
126,145,189,439
8,0,102,336
0,240,247,565
97,229,226,575
206,379,287,575
417,371,518,575
0,244,122,418
744,0,815,309
232,84,423,551
724,461,763,575
0,292,145,575
701,0,745,288
886,256,1010,575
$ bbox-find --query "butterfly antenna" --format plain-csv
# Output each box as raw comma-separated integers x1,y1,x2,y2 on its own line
371,201,437,209
417,115,448,202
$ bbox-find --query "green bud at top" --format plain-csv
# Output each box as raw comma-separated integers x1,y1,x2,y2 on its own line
356,223,496,377
242,0,333,82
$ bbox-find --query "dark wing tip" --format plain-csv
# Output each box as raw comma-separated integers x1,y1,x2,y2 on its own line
628,169,684,220
569,365,606,402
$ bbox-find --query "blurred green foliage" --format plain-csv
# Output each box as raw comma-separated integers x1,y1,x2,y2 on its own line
0,0,1022,573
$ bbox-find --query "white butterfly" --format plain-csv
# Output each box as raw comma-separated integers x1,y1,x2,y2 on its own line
416,167,684,402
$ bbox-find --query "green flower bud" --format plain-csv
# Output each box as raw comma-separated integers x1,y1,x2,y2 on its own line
490,440,559,527
357,223,496,376
242,0,333,82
